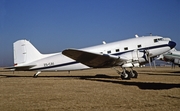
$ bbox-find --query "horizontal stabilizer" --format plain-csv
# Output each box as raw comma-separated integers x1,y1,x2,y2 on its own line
62,49,123,68
5,65,36,71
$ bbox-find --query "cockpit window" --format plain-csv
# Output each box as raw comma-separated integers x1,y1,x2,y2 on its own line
157,38,163,41
154,39,158,43
154,38,163,43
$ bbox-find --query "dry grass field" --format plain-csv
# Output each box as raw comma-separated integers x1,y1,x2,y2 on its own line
0,67,180,111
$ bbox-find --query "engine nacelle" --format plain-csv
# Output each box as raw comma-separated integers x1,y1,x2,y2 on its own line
138,58,147,64
122,63,133,67
120,50,147,65
122,63,140,68
174,58,180,65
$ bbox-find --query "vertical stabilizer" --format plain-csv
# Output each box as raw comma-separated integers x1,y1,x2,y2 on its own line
14,40,42,66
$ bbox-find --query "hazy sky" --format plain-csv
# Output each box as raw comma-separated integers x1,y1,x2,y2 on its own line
0,0,180,66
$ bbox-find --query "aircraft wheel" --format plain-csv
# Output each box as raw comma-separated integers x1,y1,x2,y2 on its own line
33,74,38,78
131,70,138,78
33,71,41,78
121,71,131,80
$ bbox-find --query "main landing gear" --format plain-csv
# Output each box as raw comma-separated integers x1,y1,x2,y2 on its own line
33,71,41,78
114,67,138,80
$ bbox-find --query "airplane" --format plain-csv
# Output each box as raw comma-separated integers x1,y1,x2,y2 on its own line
8,35,176,80
158,48,180,67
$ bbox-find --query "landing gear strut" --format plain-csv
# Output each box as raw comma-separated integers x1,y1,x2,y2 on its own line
33,71,41,78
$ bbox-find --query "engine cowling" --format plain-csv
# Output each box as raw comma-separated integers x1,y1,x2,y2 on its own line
120,50,152,67
174,58,180,65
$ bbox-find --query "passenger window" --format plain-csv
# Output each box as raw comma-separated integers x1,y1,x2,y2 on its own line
116,49,120,52
107,51,111,54
138,45,141,48
124,47,128,50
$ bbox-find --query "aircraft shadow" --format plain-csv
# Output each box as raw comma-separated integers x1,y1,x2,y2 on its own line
0,74,119,78
0,74,180,90
141,73,180,76
0,74,34,78
170,71,180,73
81,76,180,90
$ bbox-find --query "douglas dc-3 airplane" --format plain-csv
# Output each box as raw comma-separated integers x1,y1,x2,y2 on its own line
159,48,180,67
10,35,176,80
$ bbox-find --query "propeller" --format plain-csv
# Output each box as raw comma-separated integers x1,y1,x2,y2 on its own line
144,50,152,69
171,62,175,69
144,50,157,69
153,59,156,69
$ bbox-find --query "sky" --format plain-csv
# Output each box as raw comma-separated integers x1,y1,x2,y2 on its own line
0,0,180,66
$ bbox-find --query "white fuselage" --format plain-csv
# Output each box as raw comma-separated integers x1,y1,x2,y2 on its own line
26,36,175,71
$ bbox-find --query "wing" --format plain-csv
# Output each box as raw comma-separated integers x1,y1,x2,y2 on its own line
62,49,126,68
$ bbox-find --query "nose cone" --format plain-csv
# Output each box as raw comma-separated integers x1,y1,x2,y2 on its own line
168,41,176,49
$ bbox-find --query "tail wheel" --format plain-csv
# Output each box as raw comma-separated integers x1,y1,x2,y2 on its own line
121,70,131,80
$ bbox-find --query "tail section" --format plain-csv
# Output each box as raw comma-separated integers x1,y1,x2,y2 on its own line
14,40,43,66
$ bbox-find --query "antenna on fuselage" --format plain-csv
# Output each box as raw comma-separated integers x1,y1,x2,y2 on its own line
102,41,106,44
135,34,139,38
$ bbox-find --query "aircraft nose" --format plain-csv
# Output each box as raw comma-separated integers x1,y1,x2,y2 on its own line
168,41,176,49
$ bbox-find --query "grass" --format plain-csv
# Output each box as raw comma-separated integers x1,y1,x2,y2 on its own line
0,67,180,111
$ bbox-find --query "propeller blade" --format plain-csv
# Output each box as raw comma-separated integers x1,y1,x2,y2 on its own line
173,63,175,69
148,56,152,70
144,50,152,70
171,62,175,69
153,60,156,69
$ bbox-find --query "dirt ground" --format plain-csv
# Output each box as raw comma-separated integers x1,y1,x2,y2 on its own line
0,67,180,111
